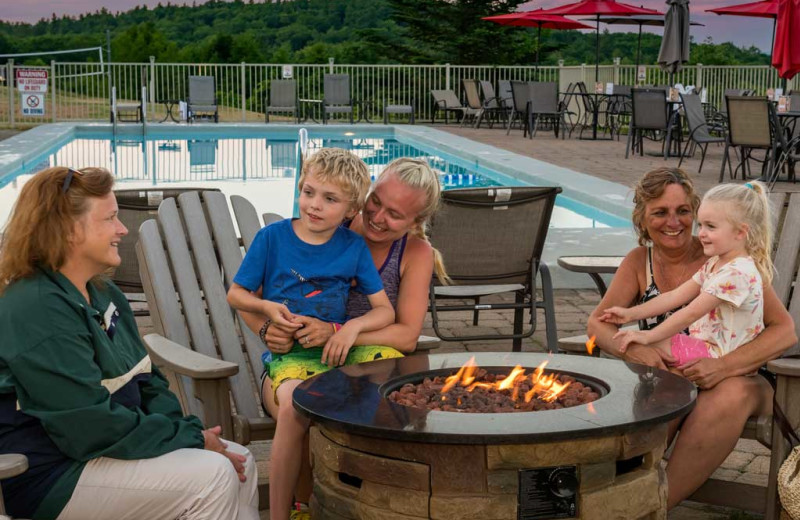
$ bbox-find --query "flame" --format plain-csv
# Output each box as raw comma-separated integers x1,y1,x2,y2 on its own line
586,335,596,356
440,359,571,405
587,402,596,415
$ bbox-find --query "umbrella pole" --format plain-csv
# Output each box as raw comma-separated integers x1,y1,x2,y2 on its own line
636,24,642,78
595,15,600,83
536,24,542,81
770,17,776,64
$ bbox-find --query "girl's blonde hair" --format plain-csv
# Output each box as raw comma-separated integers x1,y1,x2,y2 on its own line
702,181,774,284
632,167,701,246
299,148,371,212
0,166,115,293
376,158,450,283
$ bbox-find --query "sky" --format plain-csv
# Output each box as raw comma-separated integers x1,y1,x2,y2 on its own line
0,0,776,53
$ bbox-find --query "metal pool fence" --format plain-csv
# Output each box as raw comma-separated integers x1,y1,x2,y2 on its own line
0,58,794,127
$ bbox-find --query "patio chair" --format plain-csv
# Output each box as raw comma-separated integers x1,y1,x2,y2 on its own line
322,74,354,124
430,89,472,124
137,190,277,450
625,88,670,159
265,79,298,123
719,96,778,183
766,108,799,189
427,186,561,353
383,98,415,125
461,79,485,127
498,80,514,111
478,80,508,128
575,82,599,139
678,92,725,174
113,188,221,315
187,75,218,123
112,90,144,123
528,81,566,139
507,80,533,136
606,84,632,140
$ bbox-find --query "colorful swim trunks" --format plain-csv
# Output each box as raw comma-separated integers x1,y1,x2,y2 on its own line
266,343,403,401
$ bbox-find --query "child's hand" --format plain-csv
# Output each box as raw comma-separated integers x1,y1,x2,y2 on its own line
321,324,359,366
613,329,650,352
263,302,301,330
600,306,635,324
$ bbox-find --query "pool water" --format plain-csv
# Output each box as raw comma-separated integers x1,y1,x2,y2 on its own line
0,131,629,229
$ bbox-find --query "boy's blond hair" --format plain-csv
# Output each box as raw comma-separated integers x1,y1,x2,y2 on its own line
298,148,371,212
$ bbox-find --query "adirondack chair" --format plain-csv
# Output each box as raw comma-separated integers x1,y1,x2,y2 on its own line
136,190,276,446
559,193,800,517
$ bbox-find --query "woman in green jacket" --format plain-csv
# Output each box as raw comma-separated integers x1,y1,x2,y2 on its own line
0,167,258,520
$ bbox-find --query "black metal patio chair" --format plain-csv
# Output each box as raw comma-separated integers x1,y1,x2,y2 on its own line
679,92,725,173
626,88,670,159
719,96,778,182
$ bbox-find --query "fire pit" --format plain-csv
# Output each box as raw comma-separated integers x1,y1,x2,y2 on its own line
293,352,696,520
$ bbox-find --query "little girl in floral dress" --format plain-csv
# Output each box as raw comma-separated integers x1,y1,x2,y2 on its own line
601,181,773,365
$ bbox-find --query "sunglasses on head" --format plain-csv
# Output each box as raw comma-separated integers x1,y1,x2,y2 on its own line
62,168,83,194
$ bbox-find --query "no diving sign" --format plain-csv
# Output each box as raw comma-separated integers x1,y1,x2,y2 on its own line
21,93,45,116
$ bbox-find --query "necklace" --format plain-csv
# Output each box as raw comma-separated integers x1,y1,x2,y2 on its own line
654,242,699,291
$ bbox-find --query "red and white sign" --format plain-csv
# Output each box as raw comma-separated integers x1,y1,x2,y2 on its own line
16,69,49,93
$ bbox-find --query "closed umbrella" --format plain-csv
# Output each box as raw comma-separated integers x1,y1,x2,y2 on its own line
537,0,663,82
584,15,704,71
707,0,778,61
658,0,691,84
772,0,800,80
483,10,593,78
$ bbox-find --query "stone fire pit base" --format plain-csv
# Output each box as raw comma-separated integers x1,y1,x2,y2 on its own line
309,424,669,520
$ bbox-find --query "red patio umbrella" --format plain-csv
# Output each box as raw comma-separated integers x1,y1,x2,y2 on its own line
536,0,663,81
707,0,778,61
483,10,594,77
772,0,800,80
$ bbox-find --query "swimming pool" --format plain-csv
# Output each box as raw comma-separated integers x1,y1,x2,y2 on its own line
0,125,631,230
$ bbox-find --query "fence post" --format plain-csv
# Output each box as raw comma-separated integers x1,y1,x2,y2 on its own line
581,63,587,87
445,63,450,91
8,59,14,128
558,60,564,91
149,56,156,123
51,60,57,122
328,57,334,74
696,63,704,90
241,62,246,122
613,57,620,85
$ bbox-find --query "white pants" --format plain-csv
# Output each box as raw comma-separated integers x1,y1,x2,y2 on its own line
56,441,258,520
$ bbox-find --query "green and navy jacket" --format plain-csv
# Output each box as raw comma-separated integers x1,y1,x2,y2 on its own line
0,267,204,519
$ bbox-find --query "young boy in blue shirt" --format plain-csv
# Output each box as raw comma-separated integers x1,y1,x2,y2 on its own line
227,148,396,520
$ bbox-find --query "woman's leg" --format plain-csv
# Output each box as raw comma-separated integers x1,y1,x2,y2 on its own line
666,375,772,509
57,443,258,520
269,379,311,520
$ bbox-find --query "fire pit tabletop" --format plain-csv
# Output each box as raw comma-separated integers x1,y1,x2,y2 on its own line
293,352,696,444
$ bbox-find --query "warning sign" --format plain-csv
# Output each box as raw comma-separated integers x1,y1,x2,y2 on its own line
21,93,45,116
16,69,49,93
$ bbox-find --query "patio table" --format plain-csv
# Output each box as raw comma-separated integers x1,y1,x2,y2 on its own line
157,99,181,123
299,98,323,123
557,255,624,296
563,91,617,140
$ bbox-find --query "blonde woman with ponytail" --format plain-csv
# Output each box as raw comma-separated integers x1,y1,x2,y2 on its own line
264,157,446,356
602,180,775,364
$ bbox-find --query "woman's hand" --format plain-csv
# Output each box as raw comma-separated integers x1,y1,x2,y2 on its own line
202,425,247,482
601,306,635,325
293,316,335,348
321,324,359,366
677,357,730,389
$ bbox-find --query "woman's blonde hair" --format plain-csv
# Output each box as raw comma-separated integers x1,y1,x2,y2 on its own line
702,181,774,284
377,158,450,283
0,166,114,293
632,167,701,246
299,148,371,212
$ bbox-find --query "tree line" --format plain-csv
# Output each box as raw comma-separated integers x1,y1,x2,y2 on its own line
0,0,769,66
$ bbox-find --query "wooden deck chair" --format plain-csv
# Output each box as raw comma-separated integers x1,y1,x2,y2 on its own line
136,190,276,447
187,75,218,123
427,186,561,353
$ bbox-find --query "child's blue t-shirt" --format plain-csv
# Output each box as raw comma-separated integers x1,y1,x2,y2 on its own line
233,218,383,324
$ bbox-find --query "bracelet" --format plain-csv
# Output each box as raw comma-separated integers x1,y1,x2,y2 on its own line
332,322,342,333
259,319,272,347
